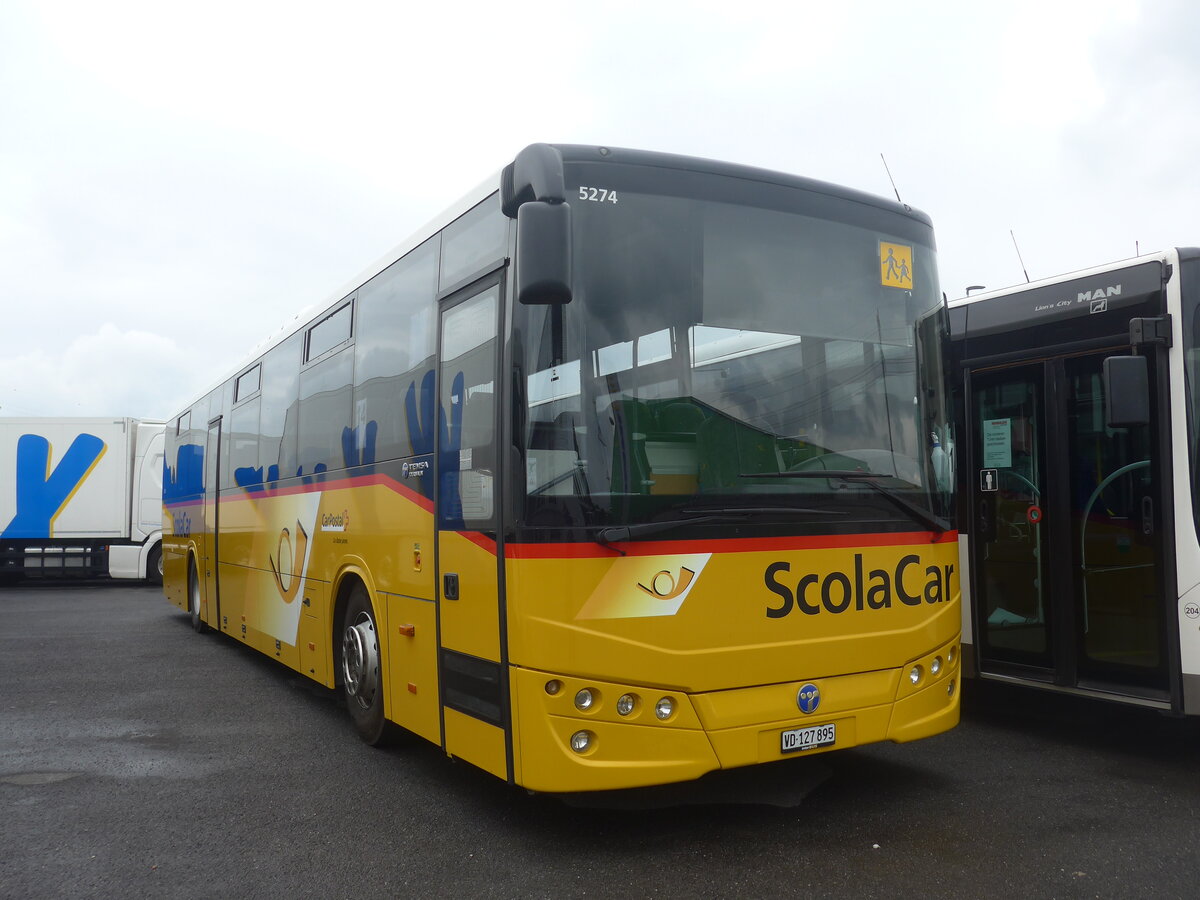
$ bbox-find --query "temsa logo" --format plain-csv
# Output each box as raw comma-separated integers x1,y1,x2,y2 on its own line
764,553,954,618
637,567,696,601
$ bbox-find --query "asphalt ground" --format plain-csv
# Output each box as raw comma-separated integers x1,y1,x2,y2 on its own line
3,583,1200,899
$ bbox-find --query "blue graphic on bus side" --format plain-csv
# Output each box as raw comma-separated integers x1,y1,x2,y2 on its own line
165,367,451,505
406,370,436,456
164,443,204,504
341,420,378,469
2,432,107,539
439,370,465,529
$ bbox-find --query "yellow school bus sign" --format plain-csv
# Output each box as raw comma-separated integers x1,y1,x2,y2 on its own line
880,242,913,289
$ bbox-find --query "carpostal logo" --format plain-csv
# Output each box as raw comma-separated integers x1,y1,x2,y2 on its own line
764,553,954,618
577,553,712,620
320,510,350,533
637,566,697,601
270,521,309,603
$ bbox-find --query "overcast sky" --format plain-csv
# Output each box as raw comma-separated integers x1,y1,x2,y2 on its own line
3,0,1197,419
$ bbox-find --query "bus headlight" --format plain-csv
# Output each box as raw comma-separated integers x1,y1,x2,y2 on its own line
931,656,943,676
655,697,675,720
574,688,595,711
909,665,924,686
570,730,594,753
544,679,562,695
616,694,637,716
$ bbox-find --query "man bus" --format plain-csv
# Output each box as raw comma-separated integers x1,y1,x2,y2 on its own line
951,249,1200,715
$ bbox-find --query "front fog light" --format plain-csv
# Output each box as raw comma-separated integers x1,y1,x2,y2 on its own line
570,730,593,753
616,693,637,716
655,697,675,720
909,665,924,686
931,656,943,676
574,688,595,711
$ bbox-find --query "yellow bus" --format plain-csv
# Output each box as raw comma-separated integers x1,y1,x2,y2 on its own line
163,144,960,793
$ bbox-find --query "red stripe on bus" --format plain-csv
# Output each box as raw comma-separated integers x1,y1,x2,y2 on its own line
505,530,958,559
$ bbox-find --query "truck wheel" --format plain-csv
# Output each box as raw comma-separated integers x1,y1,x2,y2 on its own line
340,583,388,745
147,544,163,586
188,558,208,634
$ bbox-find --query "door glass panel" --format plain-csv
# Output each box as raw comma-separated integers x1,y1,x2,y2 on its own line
204,418,222,615
439,287,499,527
1065,355,1162,679
973,369,1050,664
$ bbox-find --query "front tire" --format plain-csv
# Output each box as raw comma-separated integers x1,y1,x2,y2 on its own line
188,558,208,634
341,583,387,745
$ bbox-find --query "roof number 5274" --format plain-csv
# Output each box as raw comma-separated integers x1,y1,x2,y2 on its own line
578,187,618,203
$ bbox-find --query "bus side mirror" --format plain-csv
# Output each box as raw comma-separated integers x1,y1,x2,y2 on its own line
516,201,573,306
1103,355,1150,428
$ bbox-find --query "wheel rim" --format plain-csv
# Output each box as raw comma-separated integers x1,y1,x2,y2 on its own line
157,552,165,578
342,613,379,708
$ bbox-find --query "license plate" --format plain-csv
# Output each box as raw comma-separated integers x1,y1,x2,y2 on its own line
780,722,836,753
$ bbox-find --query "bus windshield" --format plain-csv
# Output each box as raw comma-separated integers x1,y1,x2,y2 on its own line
516,165,952,534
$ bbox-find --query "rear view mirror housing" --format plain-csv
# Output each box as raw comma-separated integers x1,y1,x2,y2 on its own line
501,143,566,216
1103,355,1150,428
502,144,573,306
515,201,573,306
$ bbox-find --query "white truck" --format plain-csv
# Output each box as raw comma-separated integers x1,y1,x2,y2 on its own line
0,417,165,584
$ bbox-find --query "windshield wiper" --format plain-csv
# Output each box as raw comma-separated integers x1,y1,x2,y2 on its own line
596,505,843,544
740,471,951,535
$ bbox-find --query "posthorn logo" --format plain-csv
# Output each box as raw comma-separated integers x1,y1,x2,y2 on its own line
636,566,696,601
797,683,821,714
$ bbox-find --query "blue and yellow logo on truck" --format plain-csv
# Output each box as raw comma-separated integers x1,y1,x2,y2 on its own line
1,432,107,539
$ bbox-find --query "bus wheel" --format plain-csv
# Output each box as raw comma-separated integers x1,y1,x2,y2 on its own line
188,558,208,634
342,583,387,744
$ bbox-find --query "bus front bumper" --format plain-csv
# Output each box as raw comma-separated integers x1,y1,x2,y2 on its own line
511,635,961,793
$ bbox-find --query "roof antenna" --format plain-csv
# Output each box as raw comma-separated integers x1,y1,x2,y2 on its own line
880,153,903,204
1010,229,1031,283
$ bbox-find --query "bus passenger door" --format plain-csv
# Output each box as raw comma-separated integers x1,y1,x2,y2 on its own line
970,366,1052,670
968,352,1170,699
1064,352,1168,693
435,277,510,781
203,416,222,630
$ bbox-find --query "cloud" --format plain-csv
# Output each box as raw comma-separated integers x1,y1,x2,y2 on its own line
2,0,1197,414
0,324,205,418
